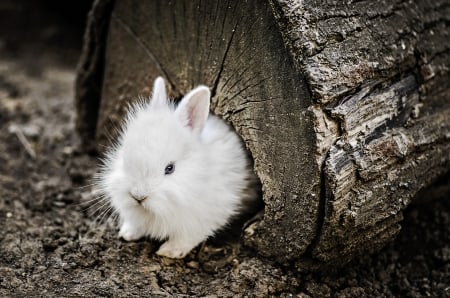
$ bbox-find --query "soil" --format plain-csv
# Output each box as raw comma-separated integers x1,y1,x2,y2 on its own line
0,2,449,297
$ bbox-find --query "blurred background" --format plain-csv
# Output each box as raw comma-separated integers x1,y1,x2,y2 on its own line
0,0,91,62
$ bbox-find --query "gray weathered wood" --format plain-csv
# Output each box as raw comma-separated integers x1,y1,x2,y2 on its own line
271,0,450,263
76,0,450,268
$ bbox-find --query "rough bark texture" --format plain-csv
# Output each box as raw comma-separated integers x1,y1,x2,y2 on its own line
75,0,115,148
76,0,450,268
270,0,450,264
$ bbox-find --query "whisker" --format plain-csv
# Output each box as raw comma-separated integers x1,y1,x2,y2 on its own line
105,210,119,227
81,193,108,203
90,200,111,217
94,209,109,224
76,194,108,210
78,193,106,204
112,212,119,223
97,206,114,224
82,200,108,214
75,183,97,190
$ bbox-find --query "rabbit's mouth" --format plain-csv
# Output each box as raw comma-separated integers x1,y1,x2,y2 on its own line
129,192,149,204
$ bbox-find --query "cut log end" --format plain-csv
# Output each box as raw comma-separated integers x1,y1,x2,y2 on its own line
76,0,450,270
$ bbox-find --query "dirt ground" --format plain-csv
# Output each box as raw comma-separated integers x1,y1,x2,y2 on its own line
0,2,449,297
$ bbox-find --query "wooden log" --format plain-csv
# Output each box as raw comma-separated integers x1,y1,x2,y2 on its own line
75,0,450,268
272,0,450,264
75,0,115,148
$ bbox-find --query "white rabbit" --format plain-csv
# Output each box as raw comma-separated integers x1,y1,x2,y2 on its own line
97,77,260,258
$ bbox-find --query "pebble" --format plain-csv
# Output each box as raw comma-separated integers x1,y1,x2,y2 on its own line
53,201,66,207
54,217,63,225
186,261,199,269
22,123,41,138
62,146,73,155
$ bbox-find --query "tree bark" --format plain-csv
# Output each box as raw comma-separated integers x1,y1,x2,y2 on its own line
76,0,450,269
75,0,115,149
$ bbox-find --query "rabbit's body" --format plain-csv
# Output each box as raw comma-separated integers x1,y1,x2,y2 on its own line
98,77,258,258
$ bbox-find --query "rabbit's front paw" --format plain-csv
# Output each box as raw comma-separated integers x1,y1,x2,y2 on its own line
118,223,144,241
156,240,194,259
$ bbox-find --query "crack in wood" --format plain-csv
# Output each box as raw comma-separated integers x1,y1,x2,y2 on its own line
228,77,271,102
211,22,237,98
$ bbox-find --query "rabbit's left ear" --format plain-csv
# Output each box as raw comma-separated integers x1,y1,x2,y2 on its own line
150,76,168,110
175,86,210,133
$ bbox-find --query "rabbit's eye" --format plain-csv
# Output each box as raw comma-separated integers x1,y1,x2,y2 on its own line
164,163,175,175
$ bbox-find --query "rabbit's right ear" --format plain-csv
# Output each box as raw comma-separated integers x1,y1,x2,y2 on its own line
150,76,168,110
175,86,210,134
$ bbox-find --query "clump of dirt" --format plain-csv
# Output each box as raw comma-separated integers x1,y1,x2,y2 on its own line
0,3,449,297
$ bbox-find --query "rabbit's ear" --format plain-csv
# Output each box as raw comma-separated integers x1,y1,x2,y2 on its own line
150,76,168,110
175,86,210,133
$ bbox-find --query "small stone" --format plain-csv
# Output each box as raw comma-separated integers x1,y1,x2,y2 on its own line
62,146,74,155
54,217,63,225
186,261,199,269
6,212,12,218
53,201,66,207
35,265,47,273
22,124,41,138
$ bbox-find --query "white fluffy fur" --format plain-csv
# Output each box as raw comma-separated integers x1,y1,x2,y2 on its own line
98,77,253,258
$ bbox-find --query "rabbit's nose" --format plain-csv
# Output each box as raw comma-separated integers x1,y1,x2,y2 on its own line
129,193,148,203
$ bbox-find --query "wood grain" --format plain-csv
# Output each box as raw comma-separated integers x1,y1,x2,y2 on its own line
76,0,450,268
96,0,320,263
